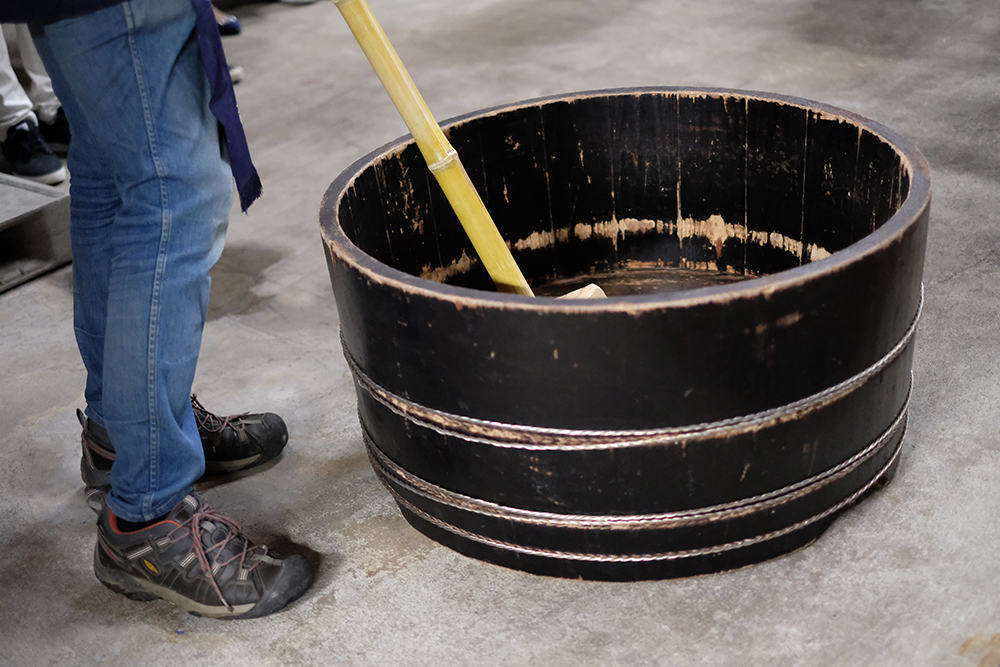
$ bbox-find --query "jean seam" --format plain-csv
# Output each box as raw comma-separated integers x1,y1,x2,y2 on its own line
123,2,173,520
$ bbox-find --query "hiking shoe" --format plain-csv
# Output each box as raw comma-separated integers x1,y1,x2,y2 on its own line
192,395,288,474
93,492,313,619
1,118,67,184
80,395,289,492
39,108,70,156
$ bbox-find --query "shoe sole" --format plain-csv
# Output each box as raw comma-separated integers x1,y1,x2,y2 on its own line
17,165,67,185
204,454,267,474
202,436,285,474
94,544,313,619
83,452,278,489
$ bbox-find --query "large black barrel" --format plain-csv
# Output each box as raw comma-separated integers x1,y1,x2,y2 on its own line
319,88,930,580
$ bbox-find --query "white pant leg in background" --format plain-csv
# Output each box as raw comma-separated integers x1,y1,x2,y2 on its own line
0,29,35,141
5,24,59,123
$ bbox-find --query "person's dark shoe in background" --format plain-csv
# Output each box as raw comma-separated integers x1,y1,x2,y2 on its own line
214,6,242,35
1,118,66,184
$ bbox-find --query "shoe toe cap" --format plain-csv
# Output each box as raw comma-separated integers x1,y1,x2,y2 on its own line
262,413,289,447
243,554,314,619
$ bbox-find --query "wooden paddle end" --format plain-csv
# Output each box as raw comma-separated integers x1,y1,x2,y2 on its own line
556,283,607,299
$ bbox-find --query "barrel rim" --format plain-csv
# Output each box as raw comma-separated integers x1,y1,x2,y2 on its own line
319,86,931,312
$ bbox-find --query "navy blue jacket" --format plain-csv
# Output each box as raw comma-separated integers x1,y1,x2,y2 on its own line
0,1,125,22
1,0,261,211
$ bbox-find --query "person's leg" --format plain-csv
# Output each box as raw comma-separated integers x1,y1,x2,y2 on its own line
32,0,232,522
9,24,60,124
65,143,118,432
8,22,70,155
0,27,65,183
31,0,312,619
0,34,35,137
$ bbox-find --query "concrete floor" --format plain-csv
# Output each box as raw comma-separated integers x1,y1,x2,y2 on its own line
2,0,999,664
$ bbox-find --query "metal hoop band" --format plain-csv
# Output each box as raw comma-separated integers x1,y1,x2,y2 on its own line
344,285,922,452
372,432,904,563
366,384,908,531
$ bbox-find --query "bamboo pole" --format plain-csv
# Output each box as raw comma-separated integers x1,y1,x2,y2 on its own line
334,0,533,296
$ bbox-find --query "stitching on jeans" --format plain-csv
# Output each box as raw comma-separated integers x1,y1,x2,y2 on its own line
123,1,173,516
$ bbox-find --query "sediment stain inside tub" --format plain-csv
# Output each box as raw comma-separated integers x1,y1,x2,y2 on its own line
418,212,832,294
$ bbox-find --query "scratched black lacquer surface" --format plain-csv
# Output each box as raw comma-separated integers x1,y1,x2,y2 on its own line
320,88,931,580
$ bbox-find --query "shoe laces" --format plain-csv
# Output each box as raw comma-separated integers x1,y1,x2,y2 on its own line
192,394,249,441
170,502,265,612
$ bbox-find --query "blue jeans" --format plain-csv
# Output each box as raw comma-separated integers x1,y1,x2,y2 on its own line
32,0,233,521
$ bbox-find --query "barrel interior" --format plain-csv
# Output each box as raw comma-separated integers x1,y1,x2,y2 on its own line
337,91,912,293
